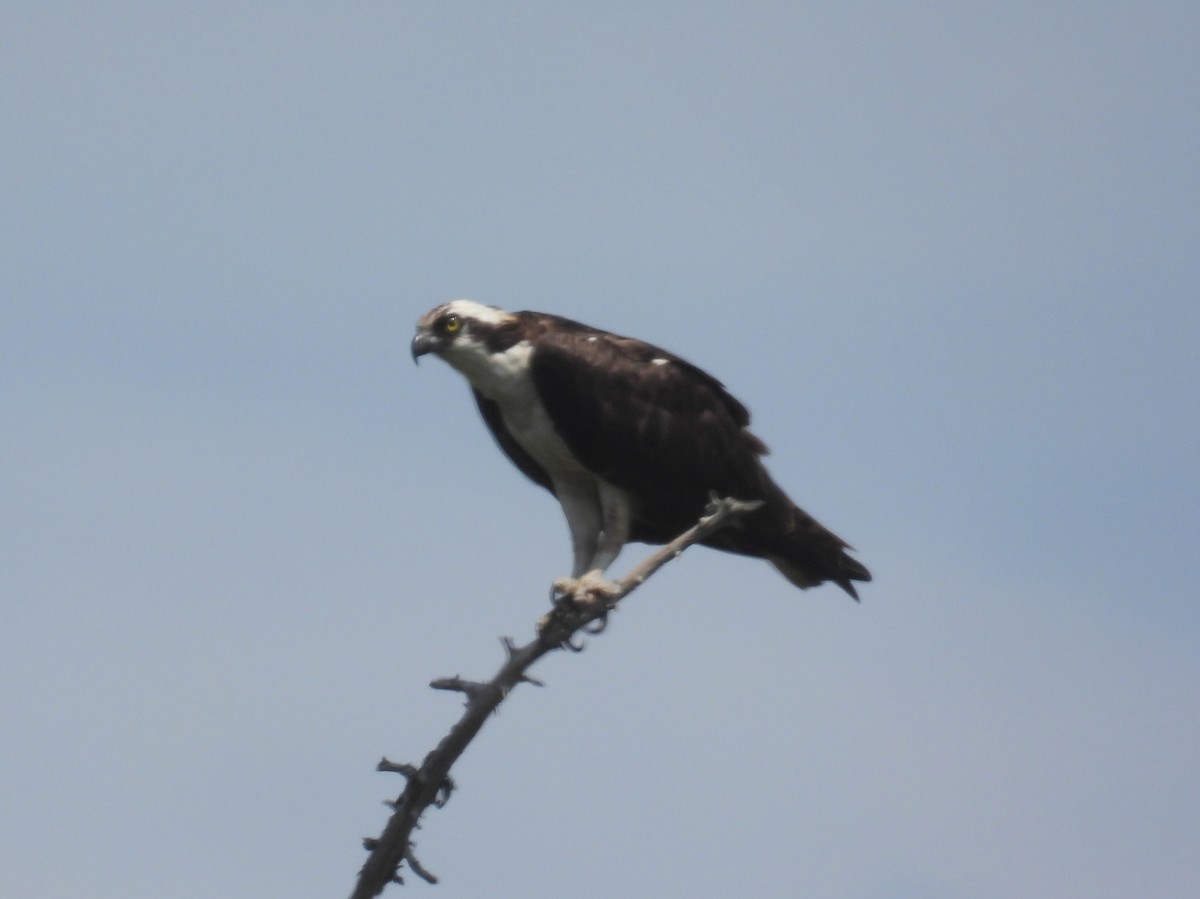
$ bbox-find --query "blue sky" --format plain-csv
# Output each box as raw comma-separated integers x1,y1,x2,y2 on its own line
2,3,1197,897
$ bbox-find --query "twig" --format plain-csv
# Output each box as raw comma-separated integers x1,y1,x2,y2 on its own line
350,496,762,897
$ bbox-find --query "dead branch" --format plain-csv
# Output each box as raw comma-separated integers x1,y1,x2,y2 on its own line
349,496,762,898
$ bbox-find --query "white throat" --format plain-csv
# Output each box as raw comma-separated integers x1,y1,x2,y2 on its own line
441,335,535,403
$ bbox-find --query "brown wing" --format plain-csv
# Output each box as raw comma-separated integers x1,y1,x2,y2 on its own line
525,314,792,539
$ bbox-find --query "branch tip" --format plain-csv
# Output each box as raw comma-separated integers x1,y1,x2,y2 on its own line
406,851,439,884
377,758,418,778
430,676,488,698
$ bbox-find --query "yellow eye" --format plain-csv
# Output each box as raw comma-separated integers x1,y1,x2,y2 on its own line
443,314,462,333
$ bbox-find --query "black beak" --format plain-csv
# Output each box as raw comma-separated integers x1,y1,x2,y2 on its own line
410,331,436,364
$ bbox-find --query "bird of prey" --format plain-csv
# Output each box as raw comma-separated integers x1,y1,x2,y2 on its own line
411,300,870,599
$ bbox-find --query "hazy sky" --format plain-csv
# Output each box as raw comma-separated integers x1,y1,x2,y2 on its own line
3,3,1197,898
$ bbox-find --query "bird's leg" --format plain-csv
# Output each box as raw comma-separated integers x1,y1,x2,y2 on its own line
550,481,628,624
542,480,629,638
588,482,632,574
551,477,603,580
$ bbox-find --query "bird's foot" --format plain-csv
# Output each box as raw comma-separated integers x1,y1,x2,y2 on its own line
539,571,622,642
552,570,621,610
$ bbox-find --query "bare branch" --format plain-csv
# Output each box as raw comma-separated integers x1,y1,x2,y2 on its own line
349,496,760,897
376,759,417,778
428,676,490,700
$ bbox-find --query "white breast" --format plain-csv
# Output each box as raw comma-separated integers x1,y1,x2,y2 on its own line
446,338,589,476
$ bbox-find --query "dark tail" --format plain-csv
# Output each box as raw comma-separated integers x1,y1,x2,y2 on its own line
768,506,871,601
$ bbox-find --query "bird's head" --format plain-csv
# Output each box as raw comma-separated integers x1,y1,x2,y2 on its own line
411,300,523,380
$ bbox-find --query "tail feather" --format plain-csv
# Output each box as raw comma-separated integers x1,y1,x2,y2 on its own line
769,506,871,601
697,498,871,600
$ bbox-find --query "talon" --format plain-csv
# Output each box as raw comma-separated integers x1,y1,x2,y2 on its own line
564,571,621,604
550,577,580,609
562,634,586,652
542,571,620,646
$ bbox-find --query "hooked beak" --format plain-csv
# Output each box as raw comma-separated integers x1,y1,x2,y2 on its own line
410,330,438,364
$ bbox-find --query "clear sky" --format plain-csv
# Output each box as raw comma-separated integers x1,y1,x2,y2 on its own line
3,3,1197,897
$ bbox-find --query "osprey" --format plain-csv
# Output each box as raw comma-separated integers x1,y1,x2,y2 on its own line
411,300,870,599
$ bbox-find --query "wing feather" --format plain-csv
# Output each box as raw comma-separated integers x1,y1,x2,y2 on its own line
525,314,787,536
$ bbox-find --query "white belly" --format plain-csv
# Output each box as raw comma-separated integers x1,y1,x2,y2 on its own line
497,392,590,477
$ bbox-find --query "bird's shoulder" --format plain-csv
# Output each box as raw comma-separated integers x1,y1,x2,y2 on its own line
518,312,767,460
521,312,751,423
